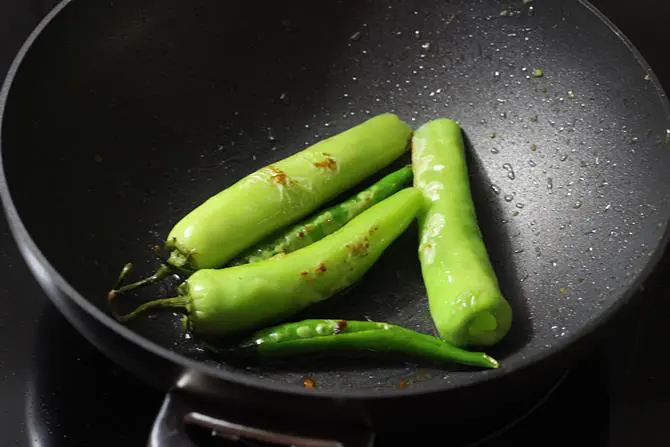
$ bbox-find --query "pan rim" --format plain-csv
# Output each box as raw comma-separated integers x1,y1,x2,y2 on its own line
1,0,669,401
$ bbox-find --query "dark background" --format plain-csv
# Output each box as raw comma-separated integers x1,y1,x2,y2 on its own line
1,0,670,446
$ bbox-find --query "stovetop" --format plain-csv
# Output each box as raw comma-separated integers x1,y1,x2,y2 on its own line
2,0,670,446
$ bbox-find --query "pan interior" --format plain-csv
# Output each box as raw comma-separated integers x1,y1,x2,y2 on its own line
2,0,669,392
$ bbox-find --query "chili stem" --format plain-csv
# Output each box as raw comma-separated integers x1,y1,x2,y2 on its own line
112,263,133,290
112,296,191,323
111,264,173,297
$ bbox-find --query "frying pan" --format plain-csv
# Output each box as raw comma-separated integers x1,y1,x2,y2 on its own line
2,0,670,445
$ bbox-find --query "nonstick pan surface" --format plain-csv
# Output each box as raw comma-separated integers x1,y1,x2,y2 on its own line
1,0,670,397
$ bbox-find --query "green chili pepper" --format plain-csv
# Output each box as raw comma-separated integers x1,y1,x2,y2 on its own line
228,165,413,266
110,113,412,296
113,188,423,338
222,319,499,369
412,118,513,348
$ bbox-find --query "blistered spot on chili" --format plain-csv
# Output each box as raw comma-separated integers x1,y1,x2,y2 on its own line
346,237,370,257
334,320,348,334
298,231,306,238
151,244,162,253
368,225,379,236
399,379,409,389
300,271,309,277
313,156,337,171
322,152,332,156
303,377,317,389
316,262,327,274
269,166,290,185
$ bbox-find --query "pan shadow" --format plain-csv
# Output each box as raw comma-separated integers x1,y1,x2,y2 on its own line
461,131,534,359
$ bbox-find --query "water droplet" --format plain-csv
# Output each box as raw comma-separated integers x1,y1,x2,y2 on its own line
513,248,525,254
421,42,431,51
567,90,576,99
279,92,289,104
349,31,362,41
516,203,525,209
491,147,500,154
414,30,422,38
573,199,583,209
267,127,276,142
560,154,568,162
502,163,515,180
494,71,500,78
547,177,553,190
491,184,501,194
604,203,611,211
504,194,514,202
489,132,497,139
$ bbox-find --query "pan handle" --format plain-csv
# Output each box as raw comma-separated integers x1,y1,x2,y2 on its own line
149,389,375,447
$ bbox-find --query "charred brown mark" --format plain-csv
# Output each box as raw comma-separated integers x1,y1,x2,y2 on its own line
334,320,348,334
345,237,370,257
399,379,409,389
316,262,327,274
268,166,290,185
303,377,317,389
368,225,380,236
313,156,337,171
298,230,306,239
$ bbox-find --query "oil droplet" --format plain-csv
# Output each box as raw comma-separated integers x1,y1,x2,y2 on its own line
528,160,537,167
573,199,583,209
567,90,576,99
502,163,515,180
491,147,500,154
349,31,362,41
491,184,501,194
414,30,422,38
504,194,514,202
421,42,431,51
494,71,501,78
547,177,553,190
279,92,289,104
516,203,525,209
560,154,568,162
303,377,317,389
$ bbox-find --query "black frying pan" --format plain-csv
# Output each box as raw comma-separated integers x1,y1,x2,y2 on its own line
2,0,670,445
